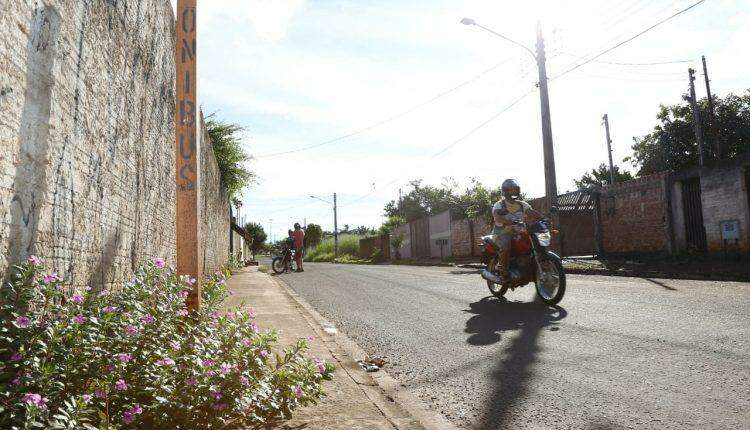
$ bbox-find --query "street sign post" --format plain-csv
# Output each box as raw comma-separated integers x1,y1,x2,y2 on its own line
176,0,201,310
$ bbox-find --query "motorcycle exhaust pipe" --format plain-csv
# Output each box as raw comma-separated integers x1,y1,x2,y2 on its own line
481,269,503,284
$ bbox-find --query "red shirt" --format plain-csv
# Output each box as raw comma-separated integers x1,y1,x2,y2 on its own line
292,229,305,249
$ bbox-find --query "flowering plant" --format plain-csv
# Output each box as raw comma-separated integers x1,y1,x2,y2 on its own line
0,256,333,429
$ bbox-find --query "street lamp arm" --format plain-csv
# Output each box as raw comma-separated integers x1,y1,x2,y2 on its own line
309,195,332,205
461,18,536,60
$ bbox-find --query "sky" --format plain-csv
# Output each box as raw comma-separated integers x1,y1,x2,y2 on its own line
171,0,749,242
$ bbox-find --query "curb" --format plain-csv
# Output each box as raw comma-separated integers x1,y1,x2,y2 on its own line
267,274,458,430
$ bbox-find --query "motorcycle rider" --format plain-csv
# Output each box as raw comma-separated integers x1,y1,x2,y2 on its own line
491,179,544,284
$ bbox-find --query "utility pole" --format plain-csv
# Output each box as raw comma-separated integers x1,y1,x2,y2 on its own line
702,55,720,159
602,114,615,185
688,68,705,167
176,0,200,310
333,193,339,259
536,22,558,207
269,219,273,244
398,188,403,218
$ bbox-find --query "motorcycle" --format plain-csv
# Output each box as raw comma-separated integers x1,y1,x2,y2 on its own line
478,214,566,305
271,246,297,274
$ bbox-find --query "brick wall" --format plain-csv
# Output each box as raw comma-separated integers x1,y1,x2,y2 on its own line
699,164,750,254
599,173,670,254
359,235,390,260
451,216,490,258
0,1,229,290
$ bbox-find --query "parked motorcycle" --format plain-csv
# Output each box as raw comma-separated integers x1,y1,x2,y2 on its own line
479,215,566,305
271,246,297,274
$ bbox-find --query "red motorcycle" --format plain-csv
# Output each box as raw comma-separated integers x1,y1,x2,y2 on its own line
479,217,565,305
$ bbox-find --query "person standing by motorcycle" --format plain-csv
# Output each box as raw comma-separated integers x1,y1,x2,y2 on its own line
292,222,305,273
491,179,544,284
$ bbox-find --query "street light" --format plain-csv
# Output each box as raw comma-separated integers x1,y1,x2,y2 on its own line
461,17,558,207
310,193,338,259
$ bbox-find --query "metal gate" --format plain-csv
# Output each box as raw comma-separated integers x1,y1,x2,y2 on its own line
410,217,431,259
681,177,707,252
528,190,599,257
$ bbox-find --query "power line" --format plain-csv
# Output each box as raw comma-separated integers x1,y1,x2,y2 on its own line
558,52,692,67
255,57,517,158
551,0,707,80
340,87,536,207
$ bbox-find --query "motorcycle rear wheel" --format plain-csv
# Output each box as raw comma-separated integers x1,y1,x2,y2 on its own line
486,256,509,299
534,253,566,305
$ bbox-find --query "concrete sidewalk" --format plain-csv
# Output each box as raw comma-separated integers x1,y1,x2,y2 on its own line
225,267,443,430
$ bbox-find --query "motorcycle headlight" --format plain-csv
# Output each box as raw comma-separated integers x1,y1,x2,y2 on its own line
535,231,551,247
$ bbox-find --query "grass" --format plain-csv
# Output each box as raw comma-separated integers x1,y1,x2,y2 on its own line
258,265,270,273
306,235,364,262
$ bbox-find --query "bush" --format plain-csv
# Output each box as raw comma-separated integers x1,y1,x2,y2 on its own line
0,256,333,429
305,235,362,262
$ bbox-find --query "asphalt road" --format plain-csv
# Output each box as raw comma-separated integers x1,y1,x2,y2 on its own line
275,263,749,430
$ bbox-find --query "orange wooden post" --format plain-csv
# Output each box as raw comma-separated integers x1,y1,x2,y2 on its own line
175,0,201,310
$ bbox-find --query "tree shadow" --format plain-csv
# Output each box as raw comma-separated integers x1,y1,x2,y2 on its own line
641,277,677,291
464,296,567,429
449,269,482,275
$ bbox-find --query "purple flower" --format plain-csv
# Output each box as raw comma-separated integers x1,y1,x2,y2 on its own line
206,370,216,376
210,389,222,400
312,357,326,374
179,290,189,298
187,277,197,286
11,352,23,362
122,404,143,423
177,309,189,316
210,310,220,318
95,389,106,399
15,316,32,328
43,272,60,284
103,306,116,313
141,314,155,324
151,256,166,269
246,307,257,318
220,363,232,374
116,353,132,362
294,385,305,399
212,403,227,411
240,376,249,385
72,314,86,324
307,336,314,341
84,286,92,291
22,392,48,408
114,379,128,391
259,350,269,358
156,358,175,367
98,290,110,298
12,377,21,386
72,294,84,303
201,359,214,367
170,341,181,351
185,377,197,386
249,322,259,333
241,338,251,347
28,255,42,267
82,394,92,402
125,325,138,337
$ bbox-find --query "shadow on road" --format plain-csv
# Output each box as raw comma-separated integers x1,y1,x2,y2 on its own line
642,277,678,291
464,296,567,429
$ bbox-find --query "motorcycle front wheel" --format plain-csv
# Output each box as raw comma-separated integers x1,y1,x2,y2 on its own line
486,256,509,299
271,256,285,274
534,253,566,305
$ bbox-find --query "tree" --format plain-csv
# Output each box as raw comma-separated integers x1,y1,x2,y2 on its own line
243,222,267,259
206,116,257,198
305,224,323,248
353,225,375,235
627,90,750,175
378,215,405,235
574,163,634,189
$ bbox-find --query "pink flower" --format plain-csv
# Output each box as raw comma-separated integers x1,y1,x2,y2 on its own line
84,286,92,291
249,322,259,333
246,307,257,318
15,316,32,328
294,385,305,399
98,290,110,298
114,379,128,391
122,404,143,423
72,294,84,303
22,393,48,408
116,353,132,362
312,357,326,374
210,389,222,400
151,256,166,269
210,310,220,318
95,389,106,399
170,341,181,351
201,359,214,367
241,338,251,347
185,377,197,386
177,309,189,316
103,306,116,313
187,277,197,286
259,350,269,358
72,314,86,324
27,255,42,267
240,376,249,385
82,394,92,402
141,314,155,324
179,290,189,298
156,358,175,367
307,336,314,341
125,325,138,337
43,272,60,284
220,363,232,374
206,370,215,376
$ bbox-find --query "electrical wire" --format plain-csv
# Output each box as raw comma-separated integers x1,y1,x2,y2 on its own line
557,52,691,67
551,0,707,81
255,57,517,159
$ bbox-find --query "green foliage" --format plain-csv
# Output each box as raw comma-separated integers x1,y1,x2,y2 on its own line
226,253,244,272
0,257,333,429
304,224,323,249
206,117,256,199
378,216,405,236
390,233,405,260
574,163,634,189
305,235,362,262
244,222,267,258
627,90,750,175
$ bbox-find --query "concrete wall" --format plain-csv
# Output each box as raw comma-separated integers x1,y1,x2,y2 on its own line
599,173,671,254
699,164,750,254
428,210,451,259
451,216,490,258
391,223,411,259
0,1,229,290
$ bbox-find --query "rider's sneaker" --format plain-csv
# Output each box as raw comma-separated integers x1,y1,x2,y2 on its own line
296,268,304,272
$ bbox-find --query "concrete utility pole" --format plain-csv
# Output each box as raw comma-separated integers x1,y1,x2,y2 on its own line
602,114,615,185
535,22,558,207
333,192,339,259
460,18,558,208
175,0,201,310
702,55,720,159
688,68,705,167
